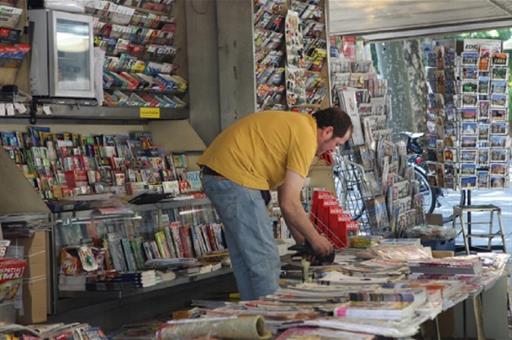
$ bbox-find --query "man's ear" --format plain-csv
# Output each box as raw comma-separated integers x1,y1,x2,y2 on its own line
320,126,334,139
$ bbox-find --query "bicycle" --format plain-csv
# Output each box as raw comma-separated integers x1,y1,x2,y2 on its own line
401,131,464,223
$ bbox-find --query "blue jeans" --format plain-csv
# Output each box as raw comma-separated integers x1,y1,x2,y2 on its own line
202,174,280,300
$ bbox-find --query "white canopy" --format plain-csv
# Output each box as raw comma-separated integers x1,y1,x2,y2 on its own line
328,0,512,41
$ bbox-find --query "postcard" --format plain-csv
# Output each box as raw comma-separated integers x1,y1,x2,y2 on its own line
477,171,489,189
492,52,508,66
461,122,477,135
444,104,456,120
490,163,507,175
462,93,478,106
460,149,477,163
491,80,507,94
478,94,489,101
460,176,477,189
461,107,477,120
478,76,490,94
490,135,507,148
478,148,489,164
460,163,476,175
478,101,490,119
491,93,507,107
478,123,490,140
462,51,479,65
490,148,508,163
490,108,506,120
490,175,506,189
445,164,456,176
490,121,508,135
462,81,478,93
462,66,478,80
444,148,457,163
461,136,478,148
479,140,490,148
444,176,455,190
491,67,507,80
479,50,491,71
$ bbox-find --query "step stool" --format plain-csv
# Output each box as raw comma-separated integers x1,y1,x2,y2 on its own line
452,204,507,255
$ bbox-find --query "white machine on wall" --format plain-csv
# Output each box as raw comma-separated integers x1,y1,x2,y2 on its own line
29,9,95,98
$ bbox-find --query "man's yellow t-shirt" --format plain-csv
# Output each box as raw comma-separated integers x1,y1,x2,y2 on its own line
197,111,317,190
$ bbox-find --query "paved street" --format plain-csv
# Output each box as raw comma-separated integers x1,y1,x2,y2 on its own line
436,175,512,252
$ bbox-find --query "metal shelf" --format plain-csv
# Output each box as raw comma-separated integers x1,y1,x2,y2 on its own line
0,105,188,124
58,267,233,300
52,197,211,216
141,197,211,211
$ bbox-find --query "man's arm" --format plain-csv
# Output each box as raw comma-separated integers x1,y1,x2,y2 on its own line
277,170,333,256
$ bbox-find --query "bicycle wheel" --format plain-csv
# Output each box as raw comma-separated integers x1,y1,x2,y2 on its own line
333,166,366,221
414,167,436,215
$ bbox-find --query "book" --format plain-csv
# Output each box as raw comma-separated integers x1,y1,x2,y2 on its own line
121,238,137,272
142,241,154,261
170,222,184,257
163,226,177,258
150,240,162,259
107,233,127,272
130,237,145,270
189,225,203,257
155,231,171,258
180,225,194,258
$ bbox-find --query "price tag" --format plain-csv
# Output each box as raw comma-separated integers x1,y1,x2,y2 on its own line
139,107,160,119
6,103,14,116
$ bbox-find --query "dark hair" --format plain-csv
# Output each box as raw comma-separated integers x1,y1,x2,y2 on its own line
312,107,353,138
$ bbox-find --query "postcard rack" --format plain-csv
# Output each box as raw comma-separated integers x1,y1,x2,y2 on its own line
423,38,510,191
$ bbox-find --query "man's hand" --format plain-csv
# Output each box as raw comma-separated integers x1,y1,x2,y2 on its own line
278,170,334,258
309,234,333,257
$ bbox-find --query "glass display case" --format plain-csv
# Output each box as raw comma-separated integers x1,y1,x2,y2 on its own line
52,198,226,312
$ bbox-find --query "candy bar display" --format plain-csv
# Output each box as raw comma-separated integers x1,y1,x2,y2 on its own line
289,0,328,109
0,128,201,199
253,0,329,111
254,0,287,110
87,0,187,107
284,9,306,109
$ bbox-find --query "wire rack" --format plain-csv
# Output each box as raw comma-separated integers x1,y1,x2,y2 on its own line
332,148,374,235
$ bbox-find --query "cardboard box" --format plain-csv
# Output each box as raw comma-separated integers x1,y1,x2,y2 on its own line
425,213,443,226
8,231,47,278
7,231,48,324
17,277,47,324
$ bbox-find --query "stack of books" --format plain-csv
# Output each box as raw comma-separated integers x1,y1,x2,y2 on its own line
86,270,158,291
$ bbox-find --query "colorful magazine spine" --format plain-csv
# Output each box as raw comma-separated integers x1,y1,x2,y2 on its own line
121,238,137,272
155,231,171,258
163,226,177,258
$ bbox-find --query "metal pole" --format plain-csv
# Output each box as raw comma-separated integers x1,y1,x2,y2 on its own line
467,189,472,251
